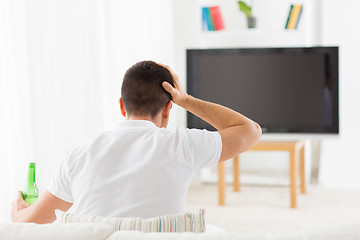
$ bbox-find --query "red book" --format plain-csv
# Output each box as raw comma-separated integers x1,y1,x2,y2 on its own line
210,6,225,30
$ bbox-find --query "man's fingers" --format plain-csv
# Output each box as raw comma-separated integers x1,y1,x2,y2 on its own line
158,63,172,73
16,191,30,209
17,191,25,202
157,63,178,86
162,81,175,95
17,191,23,199
12,201,17,209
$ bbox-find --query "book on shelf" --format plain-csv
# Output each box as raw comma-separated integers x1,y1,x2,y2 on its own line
202,7,209,31
210,6,225,30
285,4,303,29
203,7,215,31
202,6,225,31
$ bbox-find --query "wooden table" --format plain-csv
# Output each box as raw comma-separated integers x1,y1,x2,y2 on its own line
218,141,306,208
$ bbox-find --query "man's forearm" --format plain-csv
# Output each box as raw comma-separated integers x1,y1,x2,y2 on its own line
12,204,35,222
179,95,259,131
11,191,72,224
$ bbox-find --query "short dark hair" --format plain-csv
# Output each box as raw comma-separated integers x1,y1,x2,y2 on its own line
121,61,174,118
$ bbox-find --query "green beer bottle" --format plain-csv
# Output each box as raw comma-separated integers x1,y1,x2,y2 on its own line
22,163,39,204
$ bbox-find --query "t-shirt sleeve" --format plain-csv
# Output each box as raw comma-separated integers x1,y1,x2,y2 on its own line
182,128,222,171
47,149,74,203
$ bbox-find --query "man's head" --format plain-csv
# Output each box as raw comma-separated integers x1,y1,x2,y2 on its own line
120,61,174,126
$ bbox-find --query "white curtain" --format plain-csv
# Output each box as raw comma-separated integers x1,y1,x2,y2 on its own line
0,0,175,222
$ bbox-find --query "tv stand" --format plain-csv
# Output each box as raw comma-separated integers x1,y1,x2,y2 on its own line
218,141,306,208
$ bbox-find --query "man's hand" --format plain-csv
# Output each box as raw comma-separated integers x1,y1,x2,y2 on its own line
11,190,73,223
11,191,30,222
160,65,189,107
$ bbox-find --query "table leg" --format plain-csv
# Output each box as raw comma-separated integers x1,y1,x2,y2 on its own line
218,161,226,205
233,155,240,192
289,148,297,208
299,145,306,194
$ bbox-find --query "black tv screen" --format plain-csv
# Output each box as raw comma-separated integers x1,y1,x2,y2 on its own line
187,47,339,134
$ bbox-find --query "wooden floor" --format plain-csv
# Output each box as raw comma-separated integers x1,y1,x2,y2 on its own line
186,184,360,233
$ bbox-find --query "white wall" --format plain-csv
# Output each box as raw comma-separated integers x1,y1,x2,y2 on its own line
318,0,360,189
0,0,175,222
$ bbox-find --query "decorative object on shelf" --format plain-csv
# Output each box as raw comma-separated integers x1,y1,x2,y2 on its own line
238,1,256,28
285,4,303,29
201,6,225,31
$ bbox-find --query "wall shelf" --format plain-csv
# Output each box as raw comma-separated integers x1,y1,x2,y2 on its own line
196,0,320,49
198,29,310,48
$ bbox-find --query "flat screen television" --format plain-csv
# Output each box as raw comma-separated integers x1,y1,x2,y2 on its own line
187,47,339,134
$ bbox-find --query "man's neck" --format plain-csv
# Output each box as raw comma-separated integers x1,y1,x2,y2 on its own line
126,115,162,128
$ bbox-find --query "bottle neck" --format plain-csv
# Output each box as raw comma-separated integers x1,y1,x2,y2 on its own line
27,164,36,185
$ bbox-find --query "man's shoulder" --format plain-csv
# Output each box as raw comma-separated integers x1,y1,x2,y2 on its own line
165,127,221,145
67,138,93,158
68,125,219,154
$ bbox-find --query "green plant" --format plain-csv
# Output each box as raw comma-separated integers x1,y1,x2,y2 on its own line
238,1,252,17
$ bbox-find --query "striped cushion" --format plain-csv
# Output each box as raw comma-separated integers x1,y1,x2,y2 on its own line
55,209,206,233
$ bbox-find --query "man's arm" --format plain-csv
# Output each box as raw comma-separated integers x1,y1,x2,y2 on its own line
161,66,262,162
11,191,72,223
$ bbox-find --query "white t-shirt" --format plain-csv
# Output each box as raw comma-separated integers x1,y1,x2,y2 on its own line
48,120,222,218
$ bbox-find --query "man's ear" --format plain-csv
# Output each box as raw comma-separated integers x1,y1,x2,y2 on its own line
163,101,172,119
119,98,126,117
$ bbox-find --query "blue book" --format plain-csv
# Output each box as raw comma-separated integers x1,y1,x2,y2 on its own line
206,7,215,31
202,7,209,31
202,7,215,31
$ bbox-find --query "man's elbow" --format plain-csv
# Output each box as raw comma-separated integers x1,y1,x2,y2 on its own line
252,122,262,142
237,122,262,153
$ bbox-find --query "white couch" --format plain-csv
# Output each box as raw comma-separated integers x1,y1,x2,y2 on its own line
1,222,359,240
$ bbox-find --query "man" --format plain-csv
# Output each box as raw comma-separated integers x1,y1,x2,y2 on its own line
11,61,261,223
